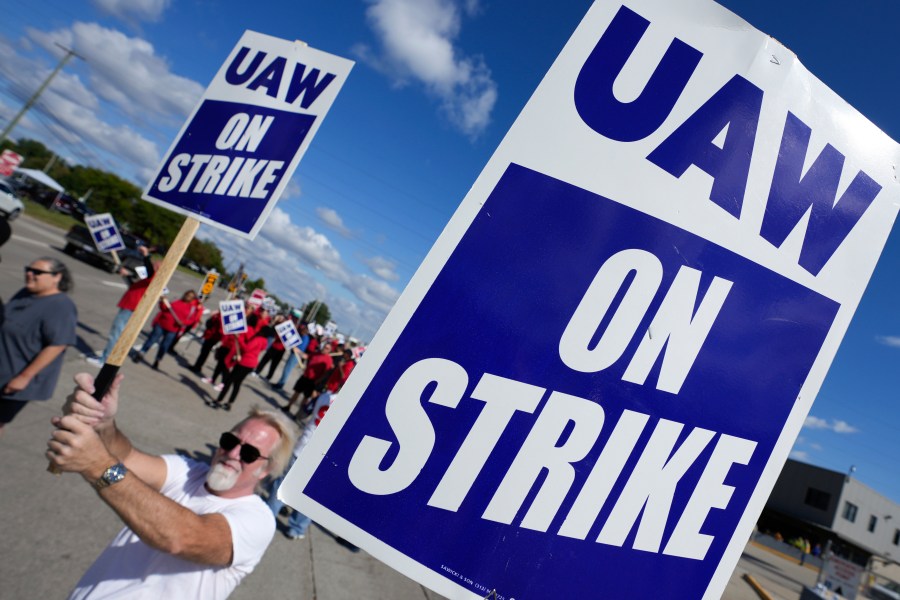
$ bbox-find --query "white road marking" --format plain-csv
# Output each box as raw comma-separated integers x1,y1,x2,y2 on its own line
11,234,51,247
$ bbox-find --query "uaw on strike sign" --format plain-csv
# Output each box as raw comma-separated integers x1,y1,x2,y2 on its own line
143,32,352,238
282,1,900,599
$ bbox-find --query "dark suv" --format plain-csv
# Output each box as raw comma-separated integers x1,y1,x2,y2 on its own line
63,224,146,273
52,194,94,219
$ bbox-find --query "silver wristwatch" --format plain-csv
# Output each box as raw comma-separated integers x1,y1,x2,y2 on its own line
93,462,128,491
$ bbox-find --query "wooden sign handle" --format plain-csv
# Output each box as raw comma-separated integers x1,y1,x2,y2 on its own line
48,217,200,474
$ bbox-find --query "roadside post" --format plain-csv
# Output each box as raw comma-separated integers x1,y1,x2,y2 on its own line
48,31,352,471
279,1,900,598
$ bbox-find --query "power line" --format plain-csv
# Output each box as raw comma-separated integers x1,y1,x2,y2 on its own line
0,43,82,143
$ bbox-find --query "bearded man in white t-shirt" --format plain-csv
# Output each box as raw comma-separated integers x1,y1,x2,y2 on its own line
47,372,298,600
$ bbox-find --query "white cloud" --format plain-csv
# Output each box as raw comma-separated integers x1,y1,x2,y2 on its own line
363,255,400,281
281,178,302,200
832,420,859,434
316,206,353,238
92,0,171,23
344,273,400,313
201,208,400,340
790,450,810,461
358,0,497,137
0,35,161,175
259,207,346,281
803,416,829,429
28,23,204,122
876,335,900,348
803,415,859,434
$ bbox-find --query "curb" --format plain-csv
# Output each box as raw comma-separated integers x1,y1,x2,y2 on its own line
742,574,774,600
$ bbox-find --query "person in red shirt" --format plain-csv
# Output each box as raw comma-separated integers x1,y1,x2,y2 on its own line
168,295,204,357
282,343,337,416
131,290,197,370
191,310,223,374
210,326,268,411
87,246,155,366
254,315,287,381
324,348,356,393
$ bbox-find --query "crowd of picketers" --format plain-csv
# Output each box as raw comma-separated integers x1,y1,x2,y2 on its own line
85,250,358,420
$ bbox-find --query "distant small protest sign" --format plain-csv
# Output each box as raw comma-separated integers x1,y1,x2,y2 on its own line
219,300,247,335
85,213,125,253
275,320,302,349
247,287,266,308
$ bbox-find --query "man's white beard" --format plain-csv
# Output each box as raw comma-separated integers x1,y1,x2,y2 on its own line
206,463,239,492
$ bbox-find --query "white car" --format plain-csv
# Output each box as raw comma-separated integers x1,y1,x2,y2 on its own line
0,179,24,220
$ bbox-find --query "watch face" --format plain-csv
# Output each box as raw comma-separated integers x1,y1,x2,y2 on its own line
106,463,127,483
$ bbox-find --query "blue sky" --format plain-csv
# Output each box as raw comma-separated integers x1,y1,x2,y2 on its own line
1,0,898,504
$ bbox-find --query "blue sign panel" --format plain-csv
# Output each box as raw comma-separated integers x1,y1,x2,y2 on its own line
299,164,838,599
148,100,315,234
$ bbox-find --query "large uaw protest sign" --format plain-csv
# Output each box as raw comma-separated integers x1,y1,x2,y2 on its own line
143,31,352,239
282,1,900,598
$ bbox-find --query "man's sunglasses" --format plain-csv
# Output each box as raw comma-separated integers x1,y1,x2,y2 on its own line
24,266,57,276
219,432,269,464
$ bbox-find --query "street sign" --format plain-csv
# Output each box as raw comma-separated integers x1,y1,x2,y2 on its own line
84,213,125,253
820,553,864,599
199,271,219,296
0,150,22,177
283,1,900,598
219,300,247,335
142,31,352,239
275,320,302,349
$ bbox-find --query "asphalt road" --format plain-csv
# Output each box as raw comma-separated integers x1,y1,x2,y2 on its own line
0,215,815,599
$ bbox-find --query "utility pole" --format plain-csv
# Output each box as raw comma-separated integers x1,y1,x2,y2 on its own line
0,44,82,144
305,300,321,324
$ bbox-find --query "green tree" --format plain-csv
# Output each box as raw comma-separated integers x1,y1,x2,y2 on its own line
185,238,225,273
302,300,331,326
57,166,140,218
243,277,266,294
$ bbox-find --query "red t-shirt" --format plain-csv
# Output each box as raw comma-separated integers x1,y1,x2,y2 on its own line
326,360,355,392
117,277,152,311
302,352,333,382
152,299,194,332
202,312,222,341
225,334,268,369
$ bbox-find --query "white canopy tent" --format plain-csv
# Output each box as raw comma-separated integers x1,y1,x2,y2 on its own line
14,167,64,193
